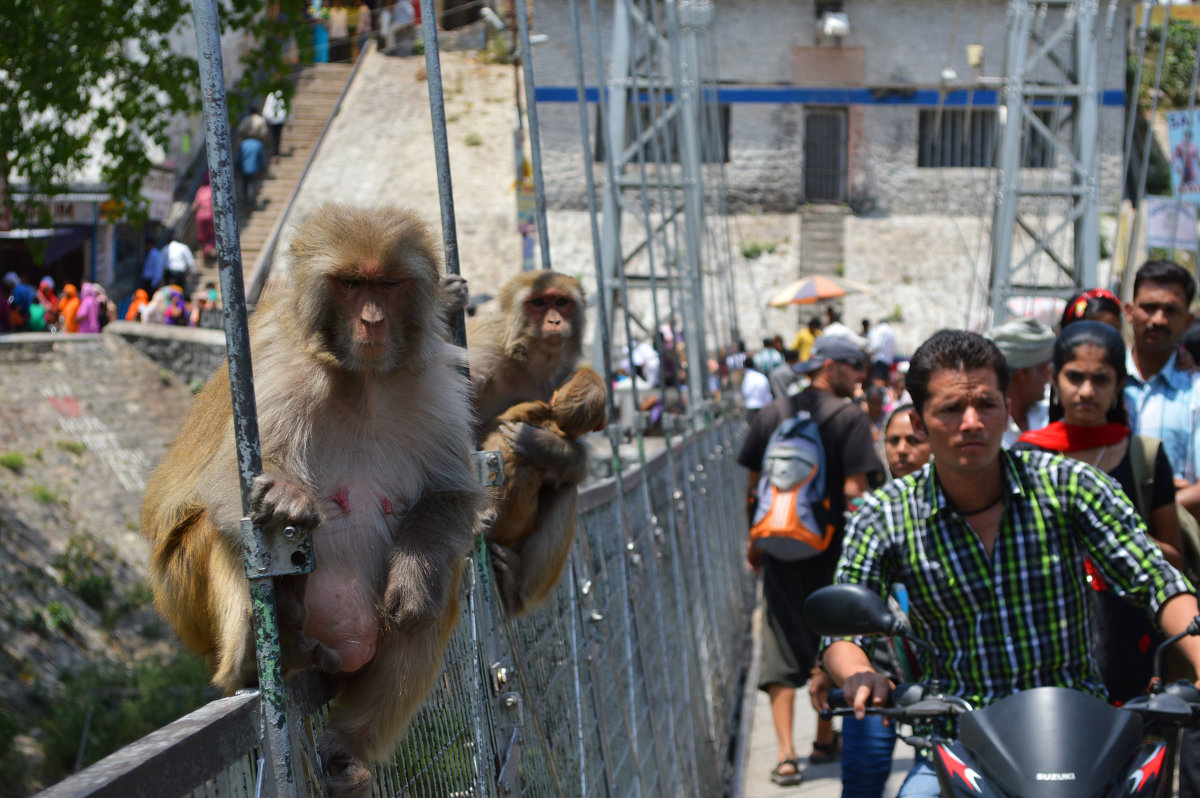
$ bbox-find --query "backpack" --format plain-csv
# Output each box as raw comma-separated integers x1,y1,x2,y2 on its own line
749,405,843,560
1128,434,1200,582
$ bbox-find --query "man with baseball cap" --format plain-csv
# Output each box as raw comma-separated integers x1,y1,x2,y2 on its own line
986,316,1055,447
737,334,882,784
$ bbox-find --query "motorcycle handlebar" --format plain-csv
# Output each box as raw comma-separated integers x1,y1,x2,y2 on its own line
822,683,971,721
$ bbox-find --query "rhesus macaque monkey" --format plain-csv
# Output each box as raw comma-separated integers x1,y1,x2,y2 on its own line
481,366,607,613
469,270,588,430
468,271,594,612
141,204,485,797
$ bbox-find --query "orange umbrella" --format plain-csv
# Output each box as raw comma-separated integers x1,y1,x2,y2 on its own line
768,275,874,307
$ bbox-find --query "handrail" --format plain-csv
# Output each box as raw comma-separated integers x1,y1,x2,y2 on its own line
244,40,375,306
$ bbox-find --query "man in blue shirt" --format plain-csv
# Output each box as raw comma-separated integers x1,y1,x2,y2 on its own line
237,135,267,212
1124,260,1200,487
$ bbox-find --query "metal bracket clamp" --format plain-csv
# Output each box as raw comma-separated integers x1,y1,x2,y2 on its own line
663,412,688,434
496,726,525,794
239,518,314,579
474,449,506,487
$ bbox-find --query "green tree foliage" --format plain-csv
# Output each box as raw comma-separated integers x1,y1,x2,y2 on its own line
0,0,311,225
1132,20,1200,110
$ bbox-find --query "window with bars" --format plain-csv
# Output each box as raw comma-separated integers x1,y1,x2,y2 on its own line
917,108,1059,168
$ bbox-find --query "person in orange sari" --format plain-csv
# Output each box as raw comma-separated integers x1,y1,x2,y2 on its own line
59,284,81,333
37,277,59,328
125,288,150,321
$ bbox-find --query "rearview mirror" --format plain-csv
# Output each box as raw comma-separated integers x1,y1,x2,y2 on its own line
803,583,902,638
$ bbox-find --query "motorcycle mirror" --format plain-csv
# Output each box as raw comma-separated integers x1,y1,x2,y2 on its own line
804,584,904,638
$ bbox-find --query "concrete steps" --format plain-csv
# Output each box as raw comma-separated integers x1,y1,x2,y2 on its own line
799,204,849,275
195,63,354,292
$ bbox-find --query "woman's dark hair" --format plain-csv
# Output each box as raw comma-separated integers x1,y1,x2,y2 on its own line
1048,320,1128,424
883,403,916,435
908,330,1009,416
1059,288,1122,330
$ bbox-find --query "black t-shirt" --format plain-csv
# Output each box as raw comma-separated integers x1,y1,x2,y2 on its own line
737,387,882,537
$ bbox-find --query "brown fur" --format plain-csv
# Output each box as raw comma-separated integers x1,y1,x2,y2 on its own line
467,273,601,615
482,367,607,550
468,271,587,433
141,204,485,798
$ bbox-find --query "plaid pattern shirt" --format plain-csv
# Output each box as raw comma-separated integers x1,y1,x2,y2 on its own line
826,448,1192,707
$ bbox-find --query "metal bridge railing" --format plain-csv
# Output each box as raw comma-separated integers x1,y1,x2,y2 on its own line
37,419,754,798
35,0,753,791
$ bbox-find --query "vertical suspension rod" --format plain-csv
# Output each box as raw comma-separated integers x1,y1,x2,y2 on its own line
190,2,297,795
514,0,553,270
421,8,468,348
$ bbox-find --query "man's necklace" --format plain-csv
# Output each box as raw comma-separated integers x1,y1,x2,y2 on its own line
1093,445,1109,468
955,493,1004,515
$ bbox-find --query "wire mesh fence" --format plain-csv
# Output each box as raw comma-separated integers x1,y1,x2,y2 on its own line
39,419,752,798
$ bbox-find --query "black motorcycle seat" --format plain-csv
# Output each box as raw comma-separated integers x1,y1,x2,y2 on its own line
958,687,1141,796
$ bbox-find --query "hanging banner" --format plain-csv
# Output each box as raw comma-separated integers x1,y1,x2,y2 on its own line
1145,196,1198,271
1145,196,1198,250
1167,110,1200,201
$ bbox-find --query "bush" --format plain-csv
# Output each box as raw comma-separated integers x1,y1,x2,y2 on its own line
30,485,58,504
39,653,213,780
0,708,30,795
740,239,778,260
55,535,115,612
0,452,25,473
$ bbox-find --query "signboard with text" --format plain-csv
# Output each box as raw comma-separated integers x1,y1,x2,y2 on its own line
142,167,174,222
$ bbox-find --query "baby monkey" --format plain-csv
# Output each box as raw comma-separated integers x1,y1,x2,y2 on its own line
482,366,608,614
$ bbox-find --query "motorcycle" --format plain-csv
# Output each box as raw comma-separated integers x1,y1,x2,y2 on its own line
803,583,1200,797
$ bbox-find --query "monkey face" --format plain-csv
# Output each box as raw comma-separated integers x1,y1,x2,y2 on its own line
328,271,415,370
288,205,443,374
526,289,576,346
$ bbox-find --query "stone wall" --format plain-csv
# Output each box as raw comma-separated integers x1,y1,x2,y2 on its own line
103,322,227,387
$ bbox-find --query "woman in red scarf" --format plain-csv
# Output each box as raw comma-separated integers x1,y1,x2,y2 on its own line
1017,320,1183,702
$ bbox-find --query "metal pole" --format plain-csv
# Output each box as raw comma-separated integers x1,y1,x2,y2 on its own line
514,0,553,271
666,0,711,407
986,0,1032,325
190,2,298,795
595,0,633,375
1073,0,1100,288
421,7,468,348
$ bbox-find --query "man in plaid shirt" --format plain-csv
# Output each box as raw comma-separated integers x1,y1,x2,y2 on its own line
819,330,1200,797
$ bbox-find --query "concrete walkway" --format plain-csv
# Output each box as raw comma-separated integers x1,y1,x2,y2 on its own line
738,607,914,798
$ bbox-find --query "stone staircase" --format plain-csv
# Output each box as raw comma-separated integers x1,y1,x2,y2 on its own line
798,204,850,275
195,63,354,290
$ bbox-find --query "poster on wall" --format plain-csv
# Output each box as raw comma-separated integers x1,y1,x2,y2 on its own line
1167,110,1200,201
1145,195,1198,271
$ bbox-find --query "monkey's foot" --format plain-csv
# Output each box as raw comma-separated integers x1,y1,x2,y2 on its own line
281,633,343,673
320,730,373,798
487,541,524,615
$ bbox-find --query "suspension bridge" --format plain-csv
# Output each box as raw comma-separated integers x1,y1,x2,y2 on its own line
28,0,1188,795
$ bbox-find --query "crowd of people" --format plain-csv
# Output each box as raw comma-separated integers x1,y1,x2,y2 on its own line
738,259,1200,796
1,272,117,334
307,0,384,63
2,237,224,334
